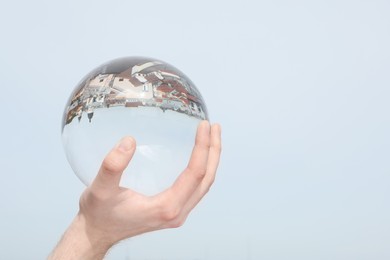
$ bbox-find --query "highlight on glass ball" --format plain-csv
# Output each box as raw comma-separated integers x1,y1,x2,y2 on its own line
62,57,208,195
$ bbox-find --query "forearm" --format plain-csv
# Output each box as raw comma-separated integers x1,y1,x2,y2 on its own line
48,214,111,260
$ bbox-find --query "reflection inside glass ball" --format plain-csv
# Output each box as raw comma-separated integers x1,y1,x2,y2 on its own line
62,57,208,195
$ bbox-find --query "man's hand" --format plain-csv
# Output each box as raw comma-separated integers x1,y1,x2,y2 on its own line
49,121,221,260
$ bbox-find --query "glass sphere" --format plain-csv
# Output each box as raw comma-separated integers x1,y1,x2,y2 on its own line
62,57,208,195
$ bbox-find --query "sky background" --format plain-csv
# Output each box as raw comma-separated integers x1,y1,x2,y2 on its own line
0,0,389,259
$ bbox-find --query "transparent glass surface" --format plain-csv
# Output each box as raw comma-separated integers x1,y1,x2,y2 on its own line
62,57,208,195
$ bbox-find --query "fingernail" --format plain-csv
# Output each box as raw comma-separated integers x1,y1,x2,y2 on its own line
117,137,134,152
201,120,210,131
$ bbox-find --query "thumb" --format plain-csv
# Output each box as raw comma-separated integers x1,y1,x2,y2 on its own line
91,136,136,193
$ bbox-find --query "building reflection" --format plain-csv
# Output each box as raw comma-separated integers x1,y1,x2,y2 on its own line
65,61,207,125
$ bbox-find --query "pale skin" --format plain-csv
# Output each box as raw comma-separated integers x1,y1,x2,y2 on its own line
48,121,222,260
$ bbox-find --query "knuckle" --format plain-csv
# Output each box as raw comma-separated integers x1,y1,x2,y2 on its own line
195,141,211,153
187,167,207,180
168,217,185,228
82,189,106,205
195,168,207,179
101,156,121,175
159,205,181,222
206,140,211,149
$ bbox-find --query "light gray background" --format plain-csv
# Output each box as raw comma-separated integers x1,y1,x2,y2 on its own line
1,0,389,259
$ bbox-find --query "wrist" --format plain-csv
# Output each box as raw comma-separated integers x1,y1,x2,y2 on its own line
49,213,113,260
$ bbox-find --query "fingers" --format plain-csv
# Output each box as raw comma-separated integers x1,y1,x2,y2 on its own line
167,120,211,206
182,123,222,212
156,122,221,228
91,136,136,195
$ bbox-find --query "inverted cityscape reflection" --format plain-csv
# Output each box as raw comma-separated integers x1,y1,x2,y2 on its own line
62,57,208,195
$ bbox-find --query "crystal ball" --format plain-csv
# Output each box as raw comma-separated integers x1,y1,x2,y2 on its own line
62,57,208,195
